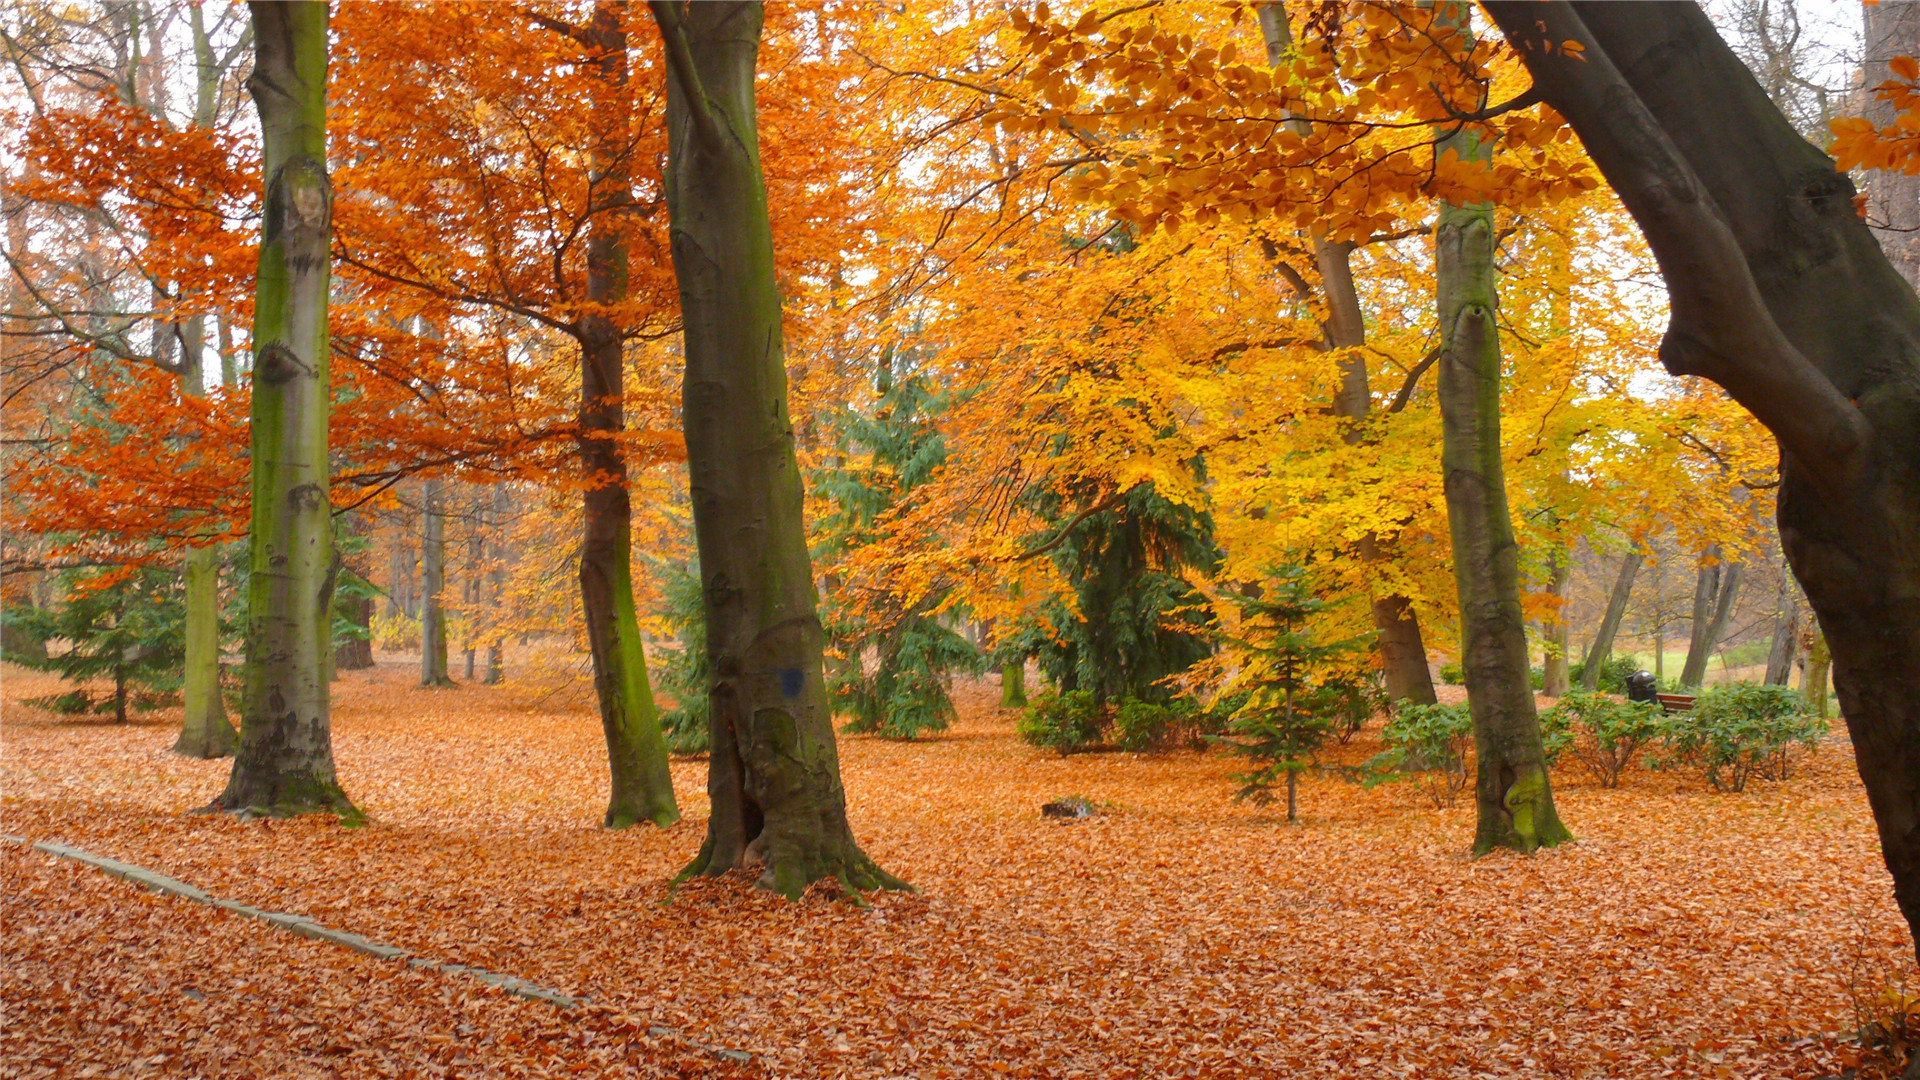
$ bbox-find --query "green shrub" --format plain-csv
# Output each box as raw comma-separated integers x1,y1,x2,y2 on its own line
1311,671,1386,744
1017,690,1107,754
1660,683,1826,792
1567,655,1640,694
1364,702,1474,809
1439,661,1465,686
24,690,93,715
1115,698,1184,752
1541,690,1663,787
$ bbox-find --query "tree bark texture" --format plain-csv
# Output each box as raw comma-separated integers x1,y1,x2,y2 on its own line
653,0,900,895
420,477,453,686
1581,550,1641,690
1001,662,1027,709
1488,0,1920,958
1541,549,1572,698
1681,549,1742,687
213,0,352,817
1431,12,1571,854
1764,578,1800,686
1259,3,1438,705
576,1,678,831
485,484,508,684
174,319,238,758
1863,0,1920,288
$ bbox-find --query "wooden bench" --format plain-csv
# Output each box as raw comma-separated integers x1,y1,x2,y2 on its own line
1656,693,1696,714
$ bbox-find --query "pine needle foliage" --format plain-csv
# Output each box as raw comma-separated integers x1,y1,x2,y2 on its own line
815,345,979,739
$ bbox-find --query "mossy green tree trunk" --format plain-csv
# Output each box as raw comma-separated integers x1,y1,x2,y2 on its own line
652,0,900,895
1488,0,1920,954
419,477,453,687
1000,663,1027,709
577,2,677,830
174,322,238,758
1540,549,1572,698
1432,4,1569,854
169,5,238,760
211,0,352,817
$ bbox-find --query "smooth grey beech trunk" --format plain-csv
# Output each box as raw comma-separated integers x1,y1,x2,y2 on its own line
1581,550,1641,690
1432,4,1570,854
420,477,453,687
652,0,901,896
1763,577,1800,687
1680,548,1742,688
1488,0,1920,960
574,2,678,831
1260,4,1439,705
212,0,353,817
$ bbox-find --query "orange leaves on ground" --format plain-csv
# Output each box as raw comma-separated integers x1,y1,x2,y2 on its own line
1,659,1909,1079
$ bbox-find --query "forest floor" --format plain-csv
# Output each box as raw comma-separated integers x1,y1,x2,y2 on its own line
1,657,1911,1079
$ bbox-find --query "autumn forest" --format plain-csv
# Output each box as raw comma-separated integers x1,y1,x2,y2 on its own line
5,0,1920,1077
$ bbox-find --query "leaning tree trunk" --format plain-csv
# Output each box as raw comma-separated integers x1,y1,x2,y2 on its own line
1680,550,1742,688
1259,3,1439,705
212,0,352,817
174,317,238,759
576,0,678,831
653,0,901,895
420,478,453,686
1487,0,1920,960
1581,549,1641,690
1432,6,1571,854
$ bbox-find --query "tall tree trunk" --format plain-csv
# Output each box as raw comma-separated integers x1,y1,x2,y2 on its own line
1681,549,1742,687
1541,547,1573,697
1259,3,1439,705
420,477,453,686
1001,662,1027,709
1582,550,1642,690
653,0,900,895
1764,577,1800,686
485,484,508,684
463,496,482,681
212,0,352,817
1803,631,1832,719
1863,0,1920,288
1432,4,1570,855
174,320,238,758
1489,0,1920,960
574,1,677,830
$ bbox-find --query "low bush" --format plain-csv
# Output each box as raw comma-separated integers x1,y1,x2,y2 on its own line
1541,691,1663,787
1438,661,1465,686
1567,655,1641,694
1659,683,1826,792
1017,690,1107,754
1363,702,1474,809
370,611,421,651
1115,698,1184,752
